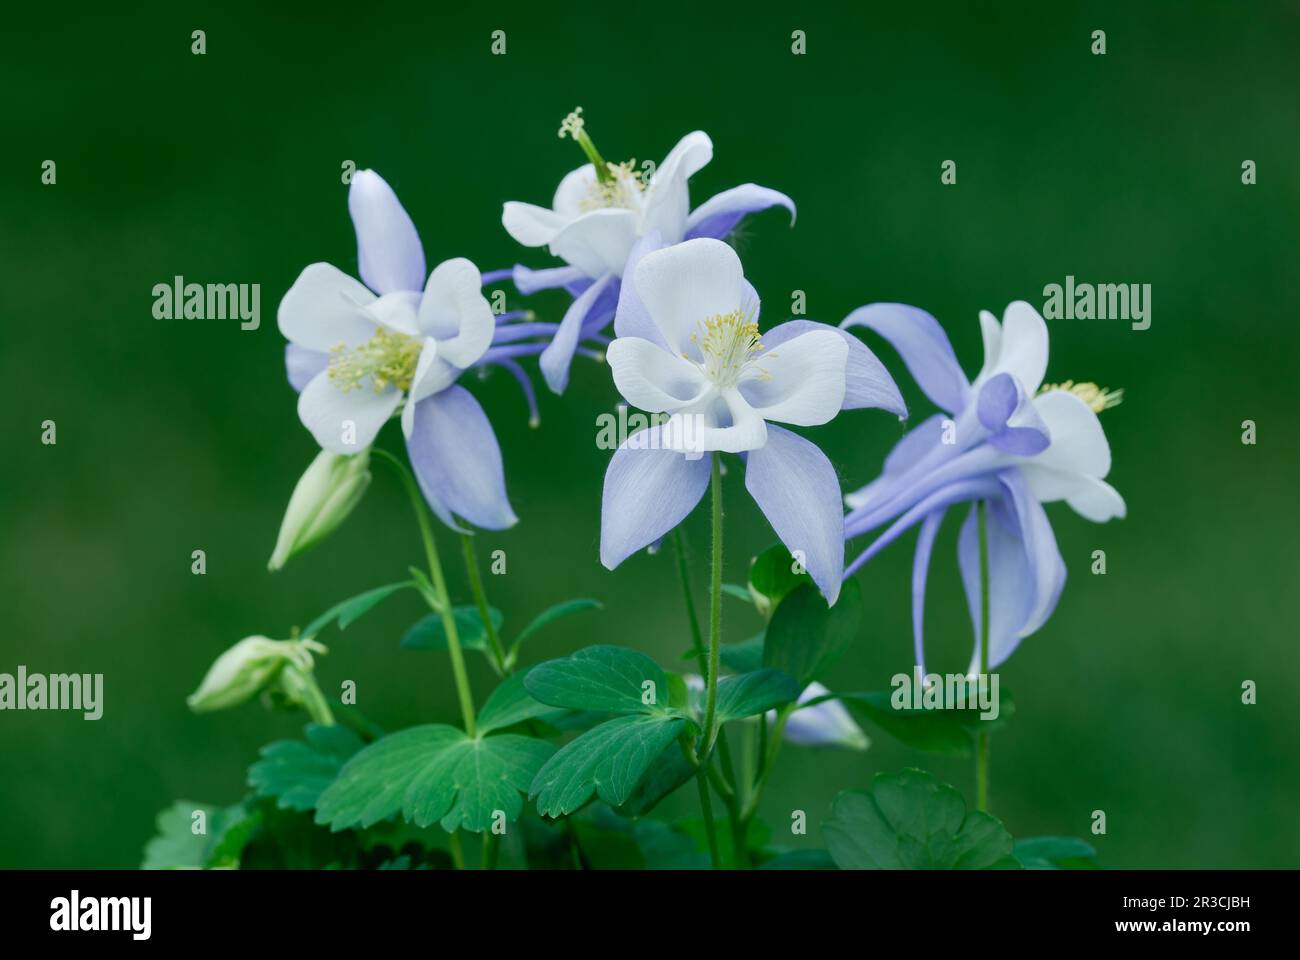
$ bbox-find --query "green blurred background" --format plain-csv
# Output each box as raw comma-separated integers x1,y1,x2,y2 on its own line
3,1,1297,868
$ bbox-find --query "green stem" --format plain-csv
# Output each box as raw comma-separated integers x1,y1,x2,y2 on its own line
672,528,739,796
460,533,508,674
298,673,336,726
701,453,724,755
448,831,465,870
976,500,991,812
373,448,476,737
741,705,790,821
694,769,721,870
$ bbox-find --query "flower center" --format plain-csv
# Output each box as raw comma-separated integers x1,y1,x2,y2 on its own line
558,107,646,211
1039,379,1124,414
327,327,421,394
690,307,768,388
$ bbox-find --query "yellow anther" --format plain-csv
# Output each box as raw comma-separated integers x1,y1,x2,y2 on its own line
327,327,421,395
1040,379,1124,414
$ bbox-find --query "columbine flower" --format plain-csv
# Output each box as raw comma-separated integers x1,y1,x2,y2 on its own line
780,682,870,750
841,300,1125,672
599,238,905,604
278,169,520,530
502,108,795,394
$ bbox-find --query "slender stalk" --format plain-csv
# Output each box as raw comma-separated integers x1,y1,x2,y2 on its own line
975,500,991,812
481,831,499,871
373,449,476,735
701,453,724,755
447,832,465,870
741,705,790,821
694,770,721,870
298,673,336,726
672,528,739,797
460,532,508,673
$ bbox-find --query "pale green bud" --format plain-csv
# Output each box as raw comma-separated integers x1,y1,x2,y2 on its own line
268,449,371,572
187,636,323,713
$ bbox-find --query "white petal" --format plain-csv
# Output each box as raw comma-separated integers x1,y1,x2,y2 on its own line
738,329,847,426
633,238,743,355
348,170,426,295
298,370,400,454
1020,467,1126,522
366,291,421,336
552,165,600,218
549,209,640,278
641,131,713,243
1025,390,1112,477
502,201,567,247
661,388,766,454
606,337,708,413
993,300,1048,393
977,309,1002,380
278,263,377,352
418,258,494,367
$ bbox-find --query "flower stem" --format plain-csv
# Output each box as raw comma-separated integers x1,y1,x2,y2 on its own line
447,832,466,870
298,672,336,726
694,769,721,870
460,533,508,674
373,449,476,737
672,527,742,865
702,453,724,756
975,500,991,812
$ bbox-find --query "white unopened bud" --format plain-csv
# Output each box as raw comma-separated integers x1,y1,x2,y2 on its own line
187,636,323,713
268,449,371,571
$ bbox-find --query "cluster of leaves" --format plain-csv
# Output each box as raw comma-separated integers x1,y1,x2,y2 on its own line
146,544,1094,870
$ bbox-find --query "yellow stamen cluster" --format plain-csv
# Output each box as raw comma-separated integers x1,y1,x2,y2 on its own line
582,160,647,210
691,307,769,387
1039,379,1124,414
327,327,421,394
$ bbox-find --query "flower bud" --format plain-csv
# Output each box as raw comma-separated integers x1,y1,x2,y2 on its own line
187,636,319,713
268,449,371,572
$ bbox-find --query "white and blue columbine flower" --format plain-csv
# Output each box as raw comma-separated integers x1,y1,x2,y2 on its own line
841,300,1125,672
502,108,795,395
278,169,525,531
598,238,905,604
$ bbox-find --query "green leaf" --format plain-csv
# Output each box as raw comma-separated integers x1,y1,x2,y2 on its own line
316,725,554,834
719,633,765,674
141,801,259,869
721,583,754,604
838,685,1015,757
619,742,696,817
759,849,838,870
524,645,673,715
714,669,800,724
248,723,365,812
1014,836,1099,870
748,543,814,616
762,580,862,687
530,714,685,817
304,581,415,638
477,671,569,735
508,599,602,663
401,605,503,652
823,768,1013,870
